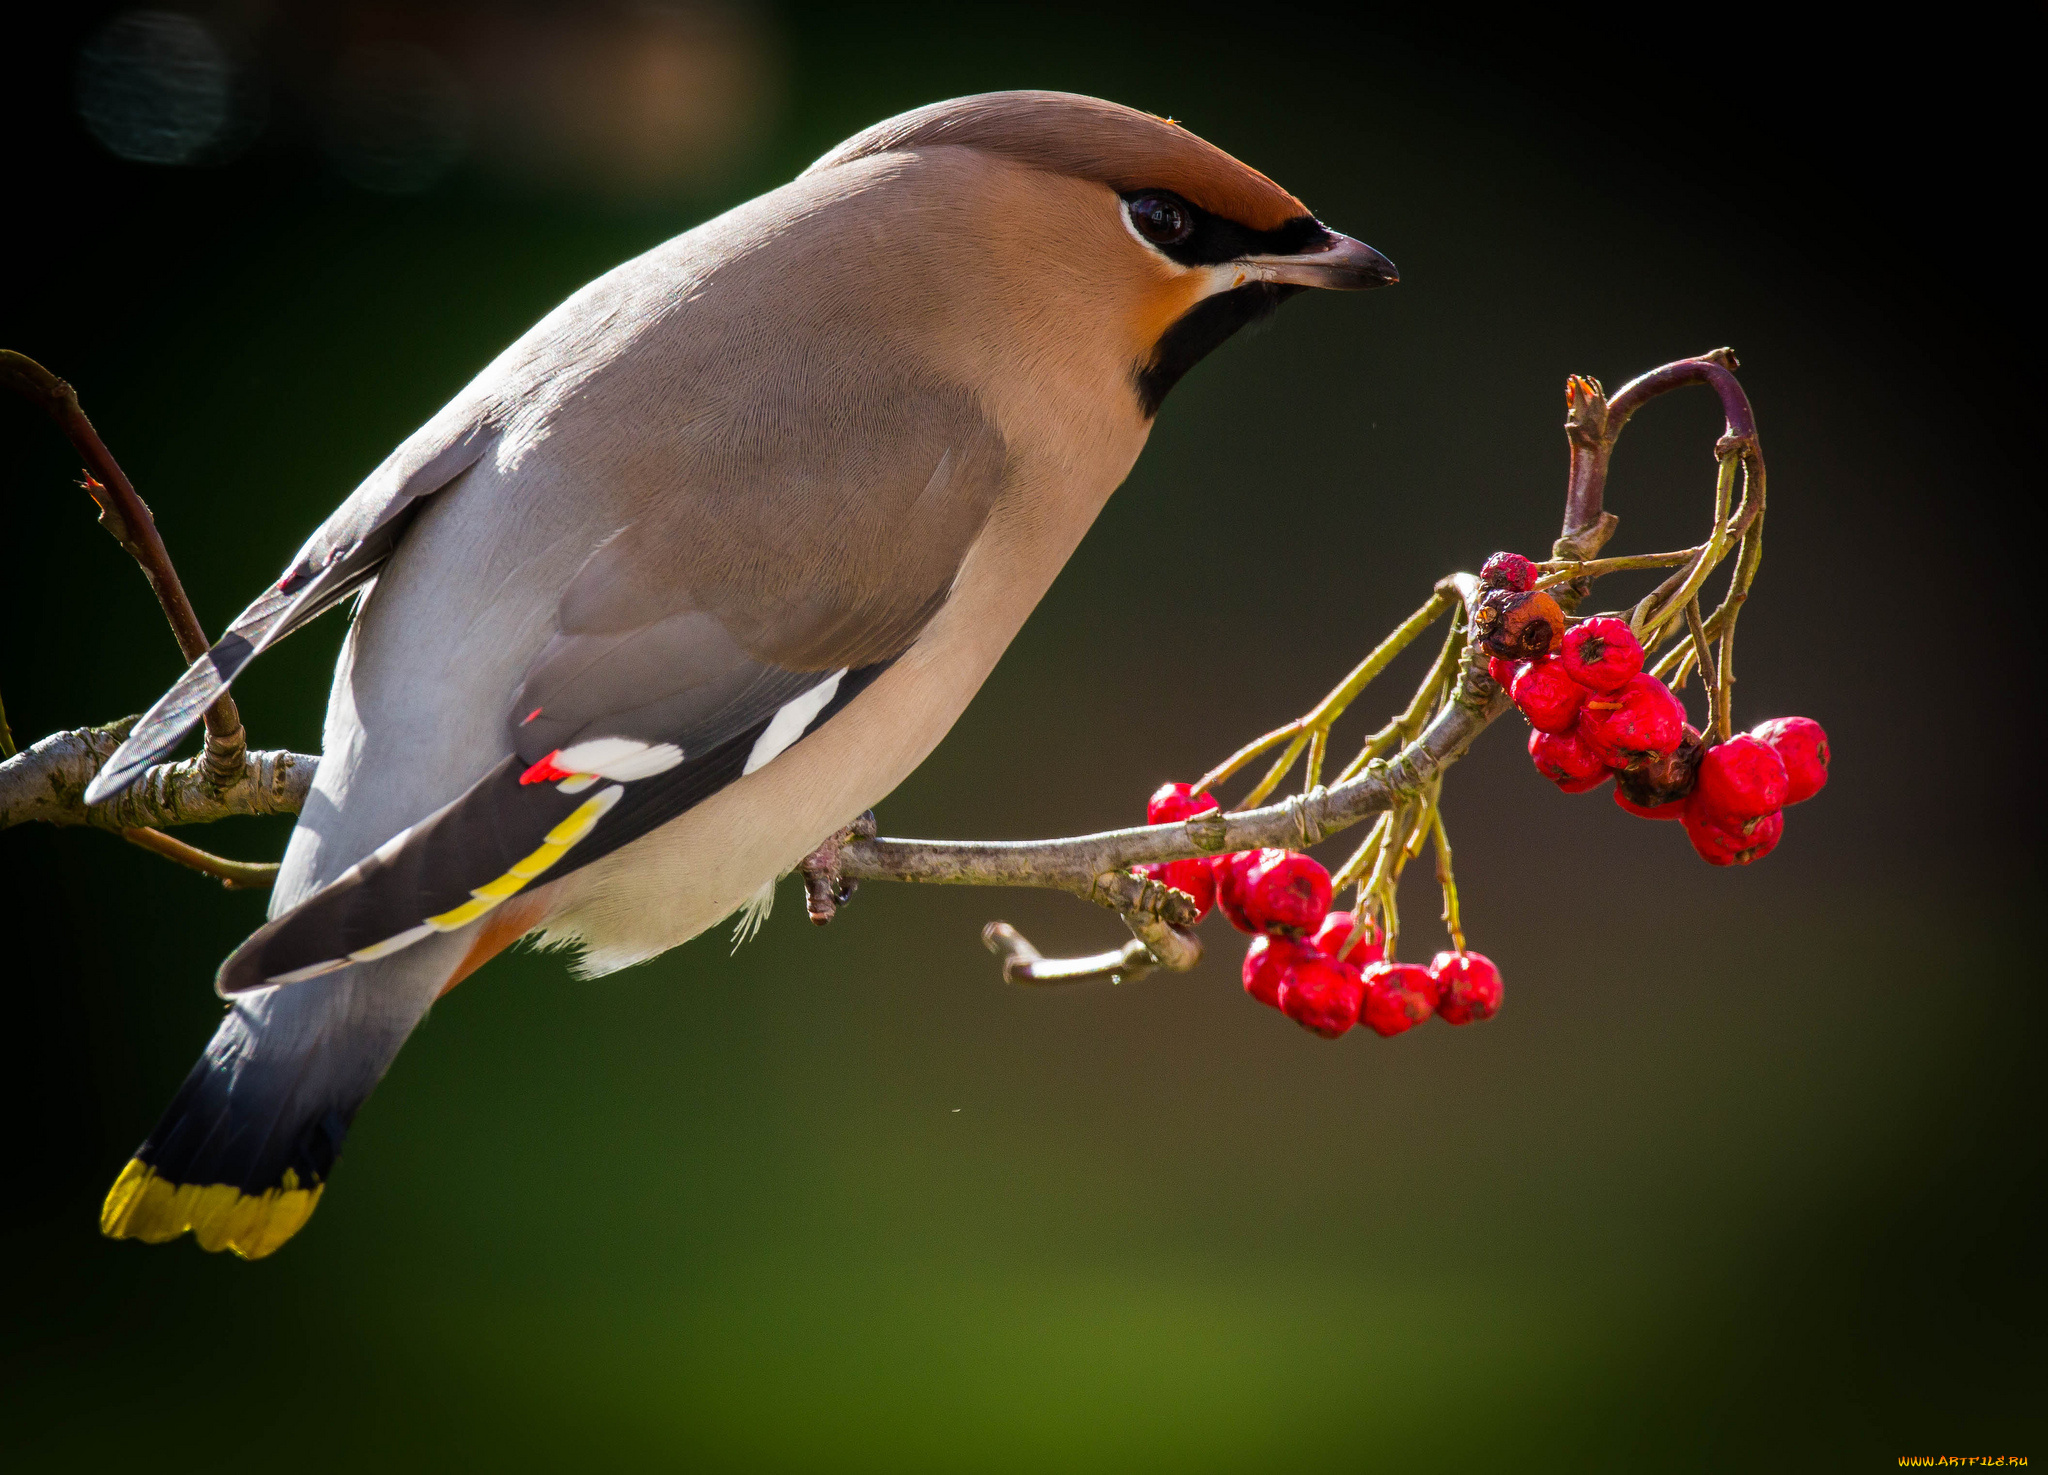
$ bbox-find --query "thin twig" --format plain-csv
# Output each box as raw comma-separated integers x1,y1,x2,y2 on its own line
0,350,247,785
121,827,279,890
1685,597,1720,737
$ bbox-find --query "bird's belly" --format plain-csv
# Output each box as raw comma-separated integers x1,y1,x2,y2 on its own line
539,497,1076,975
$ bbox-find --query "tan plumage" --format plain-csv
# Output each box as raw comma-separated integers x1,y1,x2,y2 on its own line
92,91,1395,1256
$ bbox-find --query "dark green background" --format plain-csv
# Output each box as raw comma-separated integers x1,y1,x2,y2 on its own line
3,4,2039,1469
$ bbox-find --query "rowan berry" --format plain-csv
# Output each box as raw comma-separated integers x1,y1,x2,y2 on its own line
1511,656,1588,733
1242,851,1333,935
1751,717,1830,804
1487,655,1523,690
1148,782,1219,825
1694,734,1788,822
1614,787,1687,820
1214,849,1276,933
1430,951,1503,1025
1310,910,1383,968
1137,858,1217,922
1577,673,1686,768
1530,727,1609,792
1360,960,1440,1037
1277,952,1365,1038
1242,934,1311,1009
1682,800,1783,867
1558,617,1644,692
1480,551,1537,592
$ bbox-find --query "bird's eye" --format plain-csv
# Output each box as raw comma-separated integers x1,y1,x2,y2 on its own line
1127,193,1193,247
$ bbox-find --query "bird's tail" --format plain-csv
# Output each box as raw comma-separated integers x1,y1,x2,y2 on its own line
100,943,457,1259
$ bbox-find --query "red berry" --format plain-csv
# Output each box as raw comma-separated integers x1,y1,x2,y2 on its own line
1694,735,1788,822
1310,910,1383,967
1487,655,1523,690
1148,781,1220,825
1360,961,1439,1037
1480,551,1537,592
1614,786,1686,820
1752,716,1829,804
1558,617,1644,693
1137,858,1216,922
1511,656,1588,734
1242,934,1311,1009
1242,851,1333,935
1214,849,1274,933
1683,796,1784,866
1430,950,1503,1024
1276,952,1365,1037
1530,727,1609,792
1576,673,1686,767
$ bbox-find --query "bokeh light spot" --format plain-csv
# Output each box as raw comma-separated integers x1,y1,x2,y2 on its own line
75,9,232,166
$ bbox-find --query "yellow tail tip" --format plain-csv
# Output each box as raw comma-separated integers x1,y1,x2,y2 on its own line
100,1159,323,1260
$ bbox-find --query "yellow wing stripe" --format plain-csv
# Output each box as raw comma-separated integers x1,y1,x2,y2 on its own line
426,896,497,931
506,839,571,879
266,784,625,983
100,1158,323,1260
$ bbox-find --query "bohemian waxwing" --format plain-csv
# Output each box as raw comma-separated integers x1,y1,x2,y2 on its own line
92,90,1396,1257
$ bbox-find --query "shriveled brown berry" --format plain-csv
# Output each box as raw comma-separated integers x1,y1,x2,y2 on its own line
1472,586,1567,660
1511,656,1588,734
1276,952,1364,1038
1751,716,1830,804
1361,961,1439,1037
1613,725,1704,816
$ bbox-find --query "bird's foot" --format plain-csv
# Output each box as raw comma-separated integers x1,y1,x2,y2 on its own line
800,810,877,925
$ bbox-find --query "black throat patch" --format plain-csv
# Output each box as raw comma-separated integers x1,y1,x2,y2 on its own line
1133,282,1305,419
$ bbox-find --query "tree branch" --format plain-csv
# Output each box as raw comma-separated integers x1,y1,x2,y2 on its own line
0,350,247,785
0,718,314,832
0,349,1761,987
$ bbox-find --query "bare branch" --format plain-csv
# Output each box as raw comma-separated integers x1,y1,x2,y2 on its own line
0,718,315,832
122,827,280,890
0,350,247,785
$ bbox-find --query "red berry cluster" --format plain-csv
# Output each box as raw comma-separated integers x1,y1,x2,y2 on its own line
1137,782,1503,1041
1482,555,1830,865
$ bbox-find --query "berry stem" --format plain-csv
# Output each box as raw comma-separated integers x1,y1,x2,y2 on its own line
1431,807,1464,953
1684,596,1722,735
1336,603,1466,784
1534,547,1701,588
1238,730,1310,809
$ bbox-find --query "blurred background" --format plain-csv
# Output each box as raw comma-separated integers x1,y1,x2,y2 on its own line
2,3,2039,1469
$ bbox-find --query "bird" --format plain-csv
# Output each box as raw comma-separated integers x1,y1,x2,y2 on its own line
89,90,1396,1258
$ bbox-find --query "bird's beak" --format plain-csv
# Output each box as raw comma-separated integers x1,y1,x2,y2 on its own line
1239,229,1398,290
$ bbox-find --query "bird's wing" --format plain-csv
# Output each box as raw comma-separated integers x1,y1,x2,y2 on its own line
85,408,500,803
217,409,1008,995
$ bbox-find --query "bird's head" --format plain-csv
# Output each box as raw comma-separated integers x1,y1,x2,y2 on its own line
807,90,1396,421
